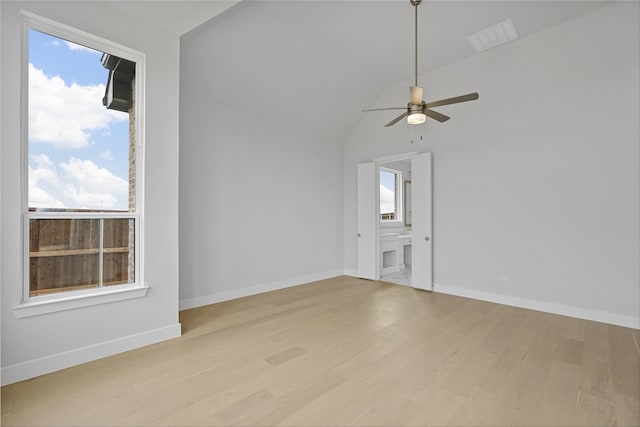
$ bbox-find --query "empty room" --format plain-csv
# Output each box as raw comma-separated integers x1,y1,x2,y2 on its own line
1,0,638,426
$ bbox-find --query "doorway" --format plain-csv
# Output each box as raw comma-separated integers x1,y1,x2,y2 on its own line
357,152,432,290
379,159,412,286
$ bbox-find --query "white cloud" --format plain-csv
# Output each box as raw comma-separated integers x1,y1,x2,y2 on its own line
31,153,54,169
60,157,128,210
28,63,127,149
380,185,396,214
28,154,128,210
28,154,65,208
99,149,114,160
29,184,66,209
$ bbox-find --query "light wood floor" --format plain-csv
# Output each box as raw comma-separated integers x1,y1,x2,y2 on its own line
2,276,639,426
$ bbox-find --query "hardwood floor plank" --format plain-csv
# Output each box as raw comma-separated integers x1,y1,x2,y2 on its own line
449,386,503,426
575,390,618,427
608,325,640,400
216,388,275,424
581,321,613,400
440,349,499,397
632,328,640,355
348,393,419,427
554,336,584,365
264,373,346,426
478,345,528,393
403,387,466,426
608,325,640,426
2,276,638,427
264,346,307,366
277,367,384,426
532,359,582,426
493,334,555,426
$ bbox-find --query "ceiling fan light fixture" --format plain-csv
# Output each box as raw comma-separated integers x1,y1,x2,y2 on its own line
361,0,479,127
407,112,426,125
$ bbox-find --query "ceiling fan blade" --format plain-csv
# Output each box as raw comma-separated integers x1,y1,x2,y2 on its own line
385,112,409,127
410,86,423,105
423,108,450,123
362,107,406,112
425,92,479,108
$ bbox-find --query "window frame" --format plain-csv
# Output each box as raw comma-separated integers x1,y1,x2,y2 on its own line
379,166,403,225
16,11,147,317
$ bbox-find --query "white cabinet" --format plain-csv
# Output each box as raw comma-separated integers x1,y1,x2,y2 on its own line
380,237,400,275
379,232,412,276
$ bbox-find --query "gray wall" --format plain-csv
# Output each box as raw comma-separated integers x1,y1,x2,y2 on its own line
344,3,639,325
179,25,344,308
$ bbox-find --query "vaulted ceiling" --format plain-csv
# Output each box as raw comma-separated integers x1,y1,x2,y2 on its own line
110,1,611,140
104,1,239,36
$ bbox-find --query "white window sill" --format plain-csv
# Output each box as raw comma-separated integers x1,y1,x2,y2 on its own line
13,285,149,318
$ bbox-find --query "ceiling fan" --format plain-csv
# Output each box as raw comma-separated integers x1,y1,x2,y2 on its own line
362,0,479,127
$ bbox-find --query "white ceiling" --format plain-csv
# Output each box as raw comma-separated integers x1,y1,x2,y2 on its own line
112,1,612,139
104,1,239,36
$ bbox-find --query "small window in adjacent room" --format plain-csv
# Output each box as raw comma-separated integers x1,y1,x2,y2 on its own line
22,15,144,305
380,167,402,222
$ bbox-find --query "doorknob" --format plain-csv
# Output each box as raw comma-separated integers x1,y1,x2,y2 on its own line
357,233,362,237
424,236,430,241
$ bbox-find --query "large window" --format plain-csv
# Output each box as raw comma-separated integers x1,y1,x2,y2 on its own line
380,167,402,222
22,14,144,305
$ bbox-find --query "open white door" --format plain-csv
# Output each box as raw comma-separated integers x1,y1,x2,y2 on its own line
411,152,432,290
357,162,377,280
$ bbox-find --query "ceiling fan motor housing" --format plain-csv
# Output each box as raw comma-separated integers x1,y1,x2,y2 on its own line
408,102,424,114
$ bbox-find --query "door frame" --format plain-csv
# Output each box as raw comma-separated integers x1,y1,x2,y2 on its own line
373,151,418,283
357,151,432,288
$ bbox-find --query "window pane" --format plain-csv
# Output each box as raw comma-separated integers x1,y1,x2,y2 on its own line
29,218,100,296
28,29,133,212
103,218,134,286
380,170,398,221
29,217,135,296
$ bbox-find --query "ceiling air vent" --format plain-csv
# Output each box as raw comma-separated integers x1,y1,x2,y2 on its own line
467,18,519,53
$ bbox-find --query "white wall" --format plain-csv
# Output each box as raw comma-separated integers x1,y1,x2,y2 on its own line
1,1,181,384
344,2,639,327
179,25,344,309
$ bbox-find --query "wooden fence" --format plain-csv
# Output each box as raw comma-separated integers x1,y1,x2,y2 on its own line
29,217,133,297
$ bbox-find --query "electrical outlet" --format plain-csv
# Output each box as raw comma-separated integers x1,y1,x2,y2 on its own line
500,275,508,284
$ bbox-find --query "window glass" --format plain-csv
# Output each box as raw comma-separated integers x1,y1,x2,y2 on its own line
28,29,132,211
380,168,400,222
26,27,138,299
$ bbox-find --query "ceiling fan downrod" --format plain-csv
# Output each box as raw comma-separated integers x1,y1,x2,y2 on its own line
411,0,421,88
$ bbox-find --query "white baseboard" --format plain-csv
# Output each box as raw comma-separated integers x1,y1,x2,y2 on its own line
179,270,344,311
1,323,181,386
434,283,639,329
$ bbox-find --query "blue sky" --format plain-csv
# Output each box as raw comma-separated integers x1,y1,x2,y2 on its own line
28,29,130,211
